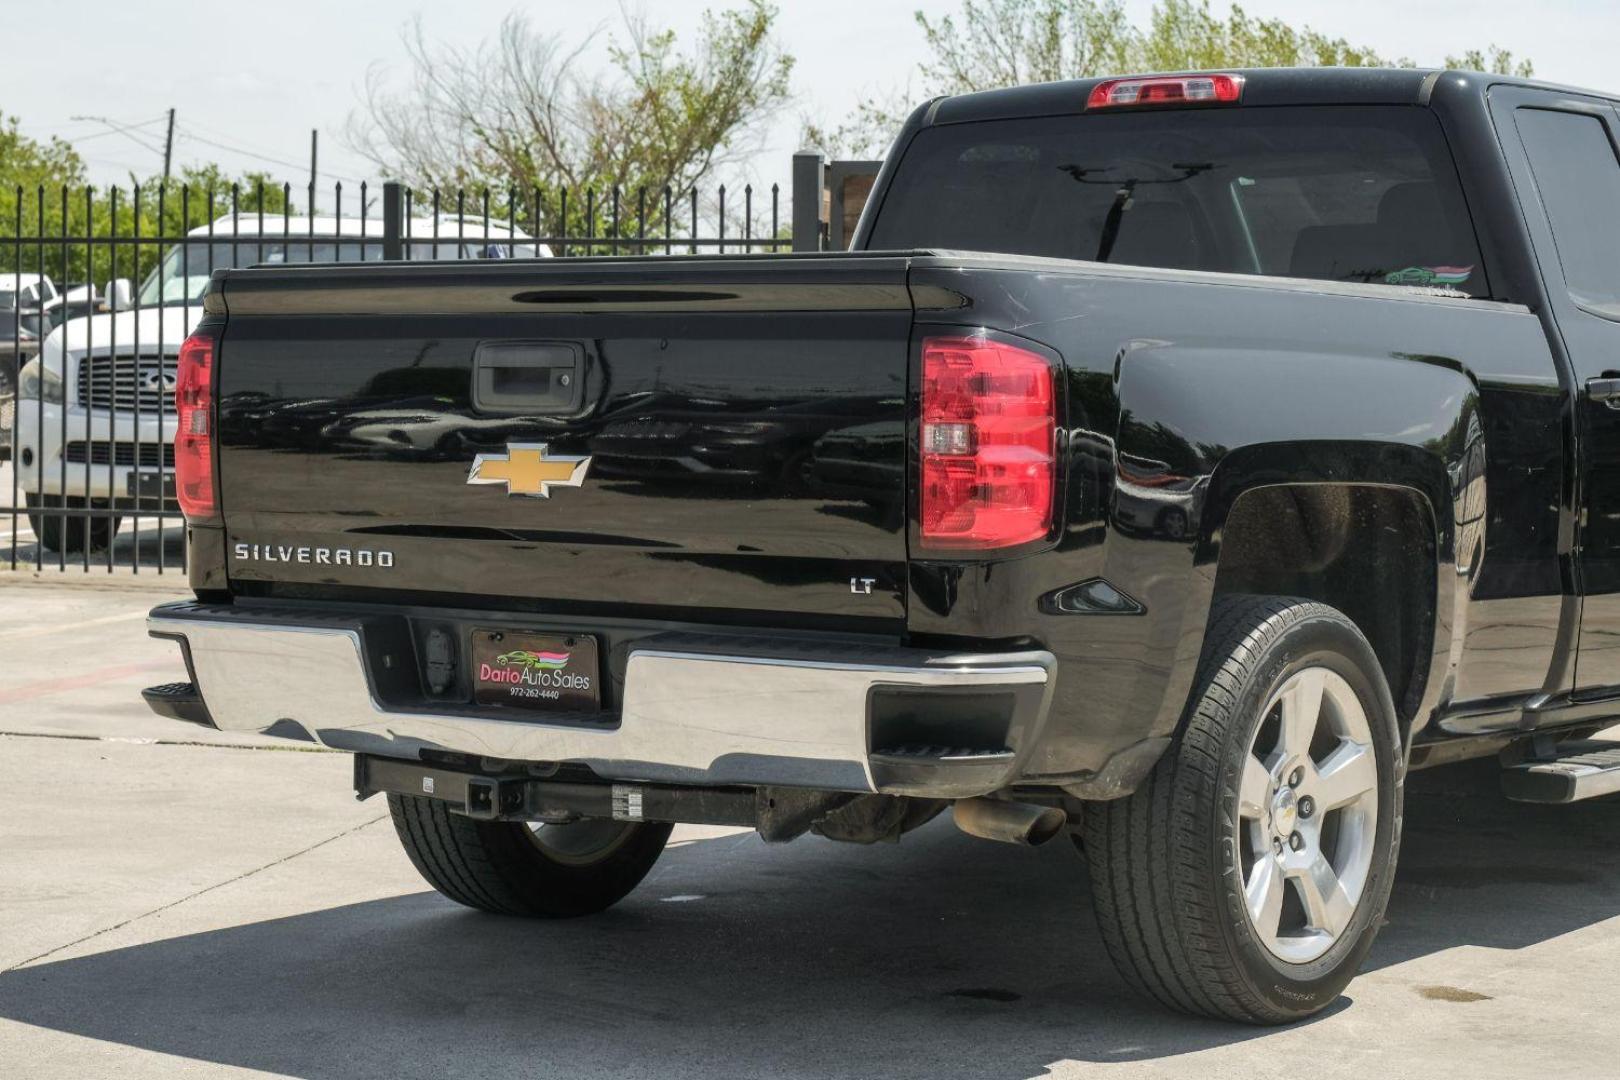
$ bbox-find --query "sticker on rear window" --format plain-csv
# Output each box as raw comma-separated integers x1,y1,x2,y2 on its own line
1384,265,1473,287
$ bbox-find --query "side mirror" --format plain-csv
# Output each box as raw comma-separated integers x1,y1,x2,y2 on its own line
105,278,133,311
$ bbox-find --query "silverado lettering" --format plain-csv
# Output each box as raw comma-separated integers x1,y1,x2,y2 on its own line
232,543,395,567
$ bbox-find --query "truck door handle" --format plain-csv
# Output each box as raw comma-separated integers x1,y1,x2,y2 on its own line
1587,377,1620,408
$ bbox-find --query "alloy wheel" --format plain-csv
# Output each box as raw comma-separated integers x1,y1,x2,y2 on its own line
1236,665,1380,964
524,818,639,867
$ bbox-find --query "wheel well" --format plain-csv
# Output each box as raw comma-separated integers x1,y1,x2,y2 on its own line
1212,484,1436,730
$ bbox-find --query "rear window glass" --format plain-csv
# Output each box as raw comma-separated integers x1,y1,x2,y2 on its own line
867,105,1489,297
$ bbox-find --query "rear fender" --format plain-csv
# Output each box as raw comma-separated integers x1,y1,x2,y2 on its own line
1103,344,1479,751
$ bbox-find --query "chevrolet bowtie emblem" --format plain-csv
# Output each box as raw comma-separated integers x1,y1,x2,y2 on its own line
467,442,591,498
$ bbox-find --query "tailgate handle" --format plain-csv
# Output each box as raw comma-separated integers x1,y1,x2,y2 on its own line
473,341,585,415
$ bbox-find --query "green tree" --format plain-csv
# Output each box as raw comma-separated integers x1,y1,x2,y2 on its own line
345,2,794,242
0,115,86,199
0,114,88,272
806,0,1533,158
1445,46,1533,78
89,165,298,288
2,118,299,287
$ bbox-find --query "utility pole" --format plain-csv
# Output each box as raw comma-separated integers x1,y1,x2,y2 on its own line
309,129,318,215
162,108,175,183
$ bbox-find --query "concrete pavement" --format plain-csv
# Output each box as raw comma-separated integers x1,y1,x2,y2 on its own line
2,579,1618,1078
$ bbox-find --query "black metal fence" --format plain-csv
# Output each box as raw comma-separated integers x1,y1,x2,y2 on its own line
1,177,797,575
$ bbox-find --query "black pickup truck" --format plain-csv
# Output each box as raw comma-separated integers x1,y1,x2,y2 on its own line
144,67,1620,1023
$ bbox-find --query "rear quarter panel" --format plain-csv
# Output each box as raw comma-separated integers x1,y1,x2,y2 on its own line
906,258,1561,787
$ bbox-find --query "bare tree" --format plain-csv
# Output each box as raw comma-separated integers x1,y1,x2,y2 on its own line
805,0,1532,159
346,3,793,233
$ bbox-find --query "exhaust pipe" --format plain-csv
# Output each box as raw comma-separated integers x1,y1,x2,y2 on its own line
952,797,1066,846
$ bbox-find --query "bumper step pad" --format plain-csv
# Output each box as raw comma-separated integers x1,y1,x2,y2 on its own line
141,681,213,727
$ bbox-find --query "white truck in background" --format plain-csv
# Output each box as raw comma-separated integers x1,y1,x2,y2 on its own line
13,214,547,552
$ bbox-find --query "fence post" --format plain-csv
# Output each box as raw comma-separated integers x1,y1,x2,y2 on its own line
791,151,824,253
382,181,403,260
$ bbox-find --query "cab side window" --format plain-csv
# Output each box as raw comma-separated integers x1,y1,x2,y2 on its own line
1515,108,1620,316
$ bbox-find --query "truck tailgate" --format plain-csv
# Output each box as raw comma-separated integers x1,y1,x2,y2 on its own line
213,255,915,629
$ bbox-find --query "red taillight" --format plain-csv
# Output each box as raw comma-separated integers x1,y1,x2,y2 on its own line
920,335,1056,550
1087,73,1244,110
175,331,218,523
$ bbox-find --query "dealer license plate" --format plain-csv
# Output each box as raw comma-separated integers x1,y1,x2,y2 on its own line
470,628,600,712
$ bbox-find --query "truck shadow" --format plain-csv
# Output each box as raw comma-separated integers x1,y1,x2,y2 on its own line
1368,755,1620,970
0,759,1614,1078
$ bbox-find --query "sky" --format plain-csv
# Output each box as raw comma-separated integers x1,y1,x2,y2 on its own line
5,0,1617,199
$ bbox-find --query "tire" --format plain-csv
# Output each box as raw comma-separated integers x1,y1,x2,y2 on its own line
1082,595,1403,1024
388,793,673,918
25,493,121,554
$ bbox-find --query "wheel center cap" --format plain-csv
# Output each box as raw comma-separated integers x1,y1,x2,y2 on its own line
1272,787,1298,836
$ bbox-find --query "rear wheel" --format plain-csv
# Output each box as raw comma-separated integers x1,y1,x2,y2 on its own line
1082,595,1402,1023
388,793,673,917
25,493,121,554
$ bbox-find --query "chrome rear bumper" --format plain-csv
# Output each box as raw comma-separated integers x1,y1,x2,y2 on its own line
147,601,1056,797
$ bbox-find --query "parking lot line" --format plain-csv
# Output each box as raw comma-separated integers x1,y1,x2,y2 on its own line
1,812,391,975
0,660,173,706
0,609,146,642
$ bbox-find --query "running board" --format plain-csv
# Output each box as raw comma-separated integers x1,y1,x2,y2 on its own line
1501,741,1620,803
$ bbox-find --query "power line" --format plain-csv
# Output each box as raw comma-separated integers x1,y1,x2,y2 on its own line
176,114,281,150
65,114,168,156
36,114,371,188
60,114,168,144
175,125,365,185
178,116,372,186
